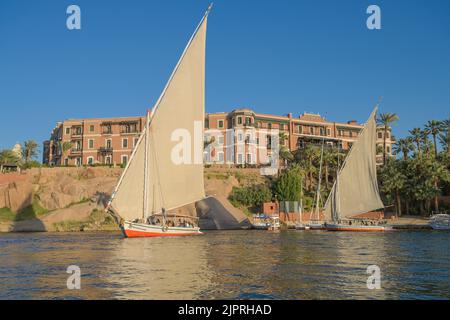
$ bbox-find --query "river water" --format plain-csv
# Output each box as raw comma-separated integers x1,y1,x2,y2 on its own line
0,230,449,300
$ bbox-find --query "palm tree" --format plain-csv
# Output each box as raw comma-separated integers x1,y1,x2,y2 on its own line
421,129,431,156
377,112,399,165
438,132,450,155
58,141,73,166
425,120,441,157
394,138,414,160
0,149,20,166
22,140,39,163
409,128,422,157
440,119,450,156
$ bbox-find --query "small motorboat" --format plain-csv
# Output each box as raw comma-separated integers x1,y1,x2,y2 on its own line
294,222,310,230
252,214,280,231
430,214,450,230
325,221,391,232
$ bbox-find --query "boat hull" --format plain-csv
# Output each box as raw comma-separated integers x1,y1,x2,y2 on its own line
430,224,450,230
122,221,203,238
308,223,326,230
325,223,390,232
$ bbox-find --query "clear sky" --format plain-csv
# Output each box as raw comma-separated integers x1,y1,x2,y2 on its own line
1,0,449,158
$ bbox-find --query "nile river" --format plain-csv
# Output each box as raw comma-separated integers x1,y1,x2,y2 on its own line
0,230,449,300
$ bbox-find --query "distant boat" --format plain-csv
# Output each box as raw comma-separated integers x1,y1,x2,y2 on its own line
107,6,213,238
324,107,390,232
430,214,450,230
252,214,280,231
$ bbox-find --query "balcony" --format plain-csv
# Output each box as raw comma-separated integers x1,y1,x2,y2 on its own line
98,147,113,154
71,148,82,155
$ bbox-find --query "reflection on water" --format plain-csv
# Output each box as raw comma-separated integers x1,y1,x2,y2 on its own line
0,230,449,299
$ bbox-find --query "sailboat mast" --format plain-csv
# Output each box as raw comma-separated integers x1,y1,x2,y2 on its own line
314,138,325,221
143,110,150,220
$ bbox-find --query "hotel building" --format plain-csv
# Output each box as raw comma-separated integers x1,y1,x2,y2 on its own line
43,109,394,166
43,116,146,166
204,109,394,166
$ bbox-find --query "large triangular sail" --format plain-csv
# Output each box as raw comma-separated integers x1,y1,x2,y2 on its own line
324,107,384,221
109,8,210,222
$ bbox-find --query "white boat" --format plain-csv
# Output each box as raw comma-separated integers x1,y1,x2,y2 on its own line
430,214,450,230
106,6,212,238
323,107,389,232
252,214,280,231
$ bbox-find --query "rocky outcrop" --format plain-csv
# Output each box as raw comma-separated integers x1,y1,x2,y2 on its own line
0,166,252,232
0,181,33,212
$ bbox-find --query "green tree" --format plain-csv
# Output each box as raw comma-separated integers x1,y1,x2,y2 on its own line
425,120,442,157
394,138,414,160
377,112,399,165
378,160,407,216
409,128,422,157
406,156,449,214
439,119,450,156
58,141,73,165
0,149,21,166
22,140,39,163
273,165,303,201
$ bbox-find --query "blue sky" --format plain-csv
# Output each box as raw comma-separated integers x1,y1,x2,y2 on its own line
0,0,449,158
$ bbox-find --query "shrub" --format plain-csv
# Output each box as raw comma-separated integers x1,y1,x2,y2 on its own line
229,184,272,209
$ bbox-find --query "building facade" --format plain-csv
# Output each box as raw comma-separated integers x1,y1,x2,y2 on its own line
204,109,394,165
43,109,394,166
43,116,146,166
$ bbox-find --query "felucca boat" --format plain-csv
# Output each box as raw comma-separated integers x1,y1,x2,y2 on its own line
106,6,212,238
324,107,390,232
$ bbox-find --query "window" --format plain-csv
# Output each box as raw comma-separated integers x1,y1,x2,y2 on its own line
88,139,94,149
310,127,314,135
75,141,82,151
386,132,390,139
89,125,95,132
218,136,224,145
237,153,243,164
87,157,94,165
237,133,243,142
320,127,325,136
237,117,242,125
103,124,112,134
217,152,224,163
386,146,391,153
378,132,382,139
245,117,252,126
76,157,82,167
106,139,112,149
268,123,272,129
338,130,344,136
121,155,128,165
65,127,71,135
349,131,353,138
246,153,252,164
122,138,128,149
297,125,302,134
106,156,112,165
327,128,331,136
217,120,224,129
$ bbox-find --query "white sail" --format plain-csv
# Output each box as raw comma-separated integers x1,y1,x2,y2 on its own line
324,107,384,220
110,9,209,221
